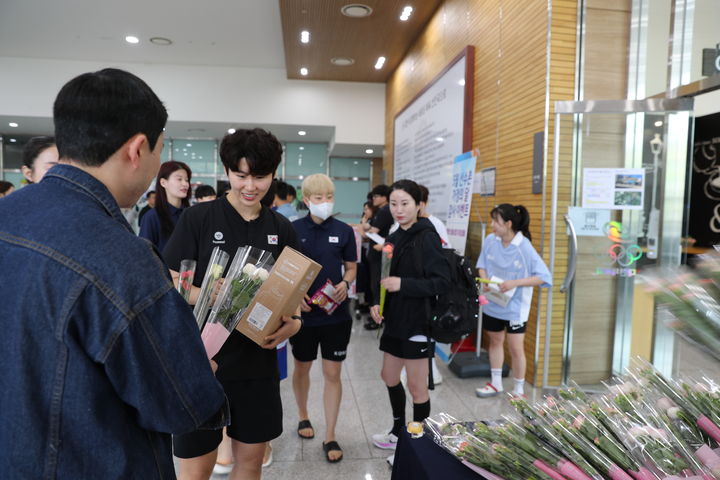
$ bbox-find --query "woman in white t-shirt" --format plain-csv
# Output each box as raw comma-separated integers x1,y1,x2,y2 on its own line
475,204,551,398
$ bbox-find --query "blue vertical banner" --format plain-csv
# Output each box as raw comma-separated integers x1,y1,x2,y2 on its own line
445,151,477,254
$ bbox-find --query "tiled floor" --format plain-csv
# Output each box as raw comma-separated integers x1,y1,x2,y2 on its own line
197,313,539,480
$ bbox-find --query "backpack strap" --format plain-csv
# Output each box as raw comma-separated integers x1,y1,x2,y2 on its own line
412,229,436,390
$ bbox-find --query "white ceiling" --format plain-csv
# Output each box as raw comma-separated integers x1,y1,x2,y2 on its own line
0,0,286,68
0,0,383,157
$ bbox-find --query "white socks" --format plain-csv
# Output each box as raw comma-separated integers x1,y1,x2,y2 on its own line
513,377,525,395
490,368,503,391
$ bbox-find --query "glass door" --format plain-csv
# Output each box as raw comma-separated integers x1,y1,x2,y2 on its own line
546,98,694,388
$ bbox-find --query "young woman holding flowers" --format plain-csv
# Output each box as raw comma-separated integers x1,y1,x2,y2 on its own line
139,160,191,251
162,129,301,480
475,204,551,399
369,179,451,464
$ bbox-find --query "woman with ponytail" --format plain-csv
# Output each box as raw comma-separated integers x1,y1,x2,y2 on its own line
139,160,191,251
475,203,551,398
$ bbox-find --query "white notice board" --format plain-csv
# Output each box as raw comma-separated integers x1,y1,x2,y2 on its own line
393,47,474,222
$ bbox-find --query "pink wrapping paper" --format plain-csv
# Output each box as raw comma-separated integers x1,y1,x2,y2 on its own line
697,415,720,443
628,467,658,480
201,322,230,360
696,444,720,469
533,459,569,480
608,464,633,480
556,459,594,480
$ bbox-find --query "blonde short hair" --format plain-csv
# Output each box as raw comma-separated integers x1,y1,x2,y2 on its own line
301,173,335,198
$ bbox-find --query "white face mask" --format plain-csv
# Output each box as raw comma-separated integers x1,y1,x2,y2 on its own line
308,201,334,220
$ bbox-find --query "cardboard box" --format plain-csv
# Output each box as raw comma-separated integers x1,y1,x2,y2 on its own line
235,247,321,346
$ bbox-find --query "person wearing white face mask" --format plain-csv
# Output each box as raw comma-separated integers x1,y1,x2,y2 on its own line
290,174,357,463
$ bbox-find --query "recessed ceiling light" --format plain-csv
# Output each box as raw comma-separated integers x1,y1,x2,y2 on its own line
227,128,236,134
399,6,413,21
300,30,310,44
186,143,192,147
125,35,140,44
352,176,359,181
365,149,374,154
654,120,663,127
9,138,17,143
300,67,308,76
149,37,172,46
374,56,386,70
8,122,18,128
341,4,373,17
299,146,305,150
298,130,307,136
299,175,304,180
331,57,355,66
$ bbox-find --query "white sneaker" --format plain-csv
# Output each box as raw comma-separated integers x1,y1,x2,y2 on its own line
432,359,443,385
372,432,399,450
386,453,395,467
475,383,503,398
213,462,233,475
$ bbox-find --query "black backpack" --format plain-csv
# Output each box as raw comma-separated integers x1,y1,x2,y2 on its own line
413,231,480,343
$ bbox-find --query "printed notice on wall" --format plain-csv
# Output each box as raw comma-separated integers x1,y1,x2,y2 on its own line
393,54,469,222
582,168,645,210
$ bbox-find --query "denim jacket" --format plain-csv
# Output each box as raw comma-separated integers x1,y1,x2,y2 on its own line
0,165,228,479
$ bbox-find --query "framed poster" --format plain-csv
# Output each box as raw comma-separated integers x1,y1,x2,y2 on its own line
393,46,475,222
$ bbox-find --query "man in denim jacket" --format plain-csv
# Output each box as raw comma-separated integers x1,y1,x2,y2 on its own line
0,69,228,479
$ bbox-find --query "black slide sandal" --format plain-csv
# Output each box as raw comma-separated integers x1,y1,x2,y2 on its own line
297,419,315,439
322,441,343,463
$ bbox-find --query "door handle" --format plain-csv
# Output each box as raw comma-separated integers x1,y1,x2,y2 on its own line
561,214,578,293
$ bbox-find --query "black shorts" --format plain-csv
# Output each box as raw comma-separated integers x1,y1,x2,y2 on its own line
290,320,352,362
379,335,435,360
172,377,282,458
482,312,526,334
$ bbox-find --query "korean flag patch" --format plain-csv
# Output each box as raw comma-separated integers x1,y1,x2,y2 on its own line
267,235,278,245
329,236,339,243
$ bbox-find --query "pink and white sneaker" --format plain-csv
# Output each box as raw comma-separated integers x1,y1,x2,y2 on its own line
372,432,399,450
475,383,503,398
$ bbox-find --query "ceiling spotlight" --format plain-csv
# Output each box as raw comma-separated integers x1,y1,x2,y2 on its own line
125,35,140,44
9,138,17,143
8,122,18,128
298,130,307,136
365,148,374,154
227,128,236,134
299,146,305,150
331,57,355,66
341,4,373,17
654,120,663,127
149,37,172,46
374,56,386,70
300,67,308,76
300,30,310,44
400,6,413,21
186,143,192,147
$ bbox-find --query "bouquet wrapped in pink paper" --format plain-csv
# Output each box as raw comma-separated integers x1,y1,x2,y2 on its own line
201,246,274,359
192,246,230,330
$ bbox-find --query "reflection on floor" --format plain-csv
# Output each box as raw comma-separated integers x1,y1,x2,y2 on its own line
191,314,539,480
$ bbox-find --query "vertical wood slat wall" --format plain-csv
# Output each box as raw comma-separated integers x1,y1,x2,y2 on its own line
384,0,579,386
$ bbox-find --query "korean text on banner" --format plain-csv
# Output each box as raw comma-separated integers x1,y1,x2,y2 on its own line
446,151,477,254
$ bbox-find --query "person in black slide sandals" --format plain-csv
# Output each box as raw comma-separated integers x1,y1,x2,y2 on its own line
322,441,343,463
297,419,315,439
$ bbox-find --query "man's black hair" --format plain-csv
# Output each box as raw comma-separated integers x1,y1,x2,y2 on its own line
370,184,391,199
275,180,296,201
0,180,13,195
194,184,216,199
146,190,156,198
261,179,278,207
220,128,282,176
53,68,168,167
22,136,56,169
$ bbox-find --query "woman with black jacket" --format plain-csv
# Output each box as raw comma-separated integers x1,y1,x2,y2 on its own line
369,179,451,463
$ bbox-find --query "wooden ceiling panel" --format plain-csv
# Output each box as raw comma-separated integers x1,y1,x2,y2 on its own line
280,0,442,82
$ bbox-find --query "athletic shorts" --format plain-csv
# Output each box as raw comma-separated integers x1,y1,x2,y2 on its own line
379,335,435,360
290,320,352,362
172,377,282,458
482,312,526,334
